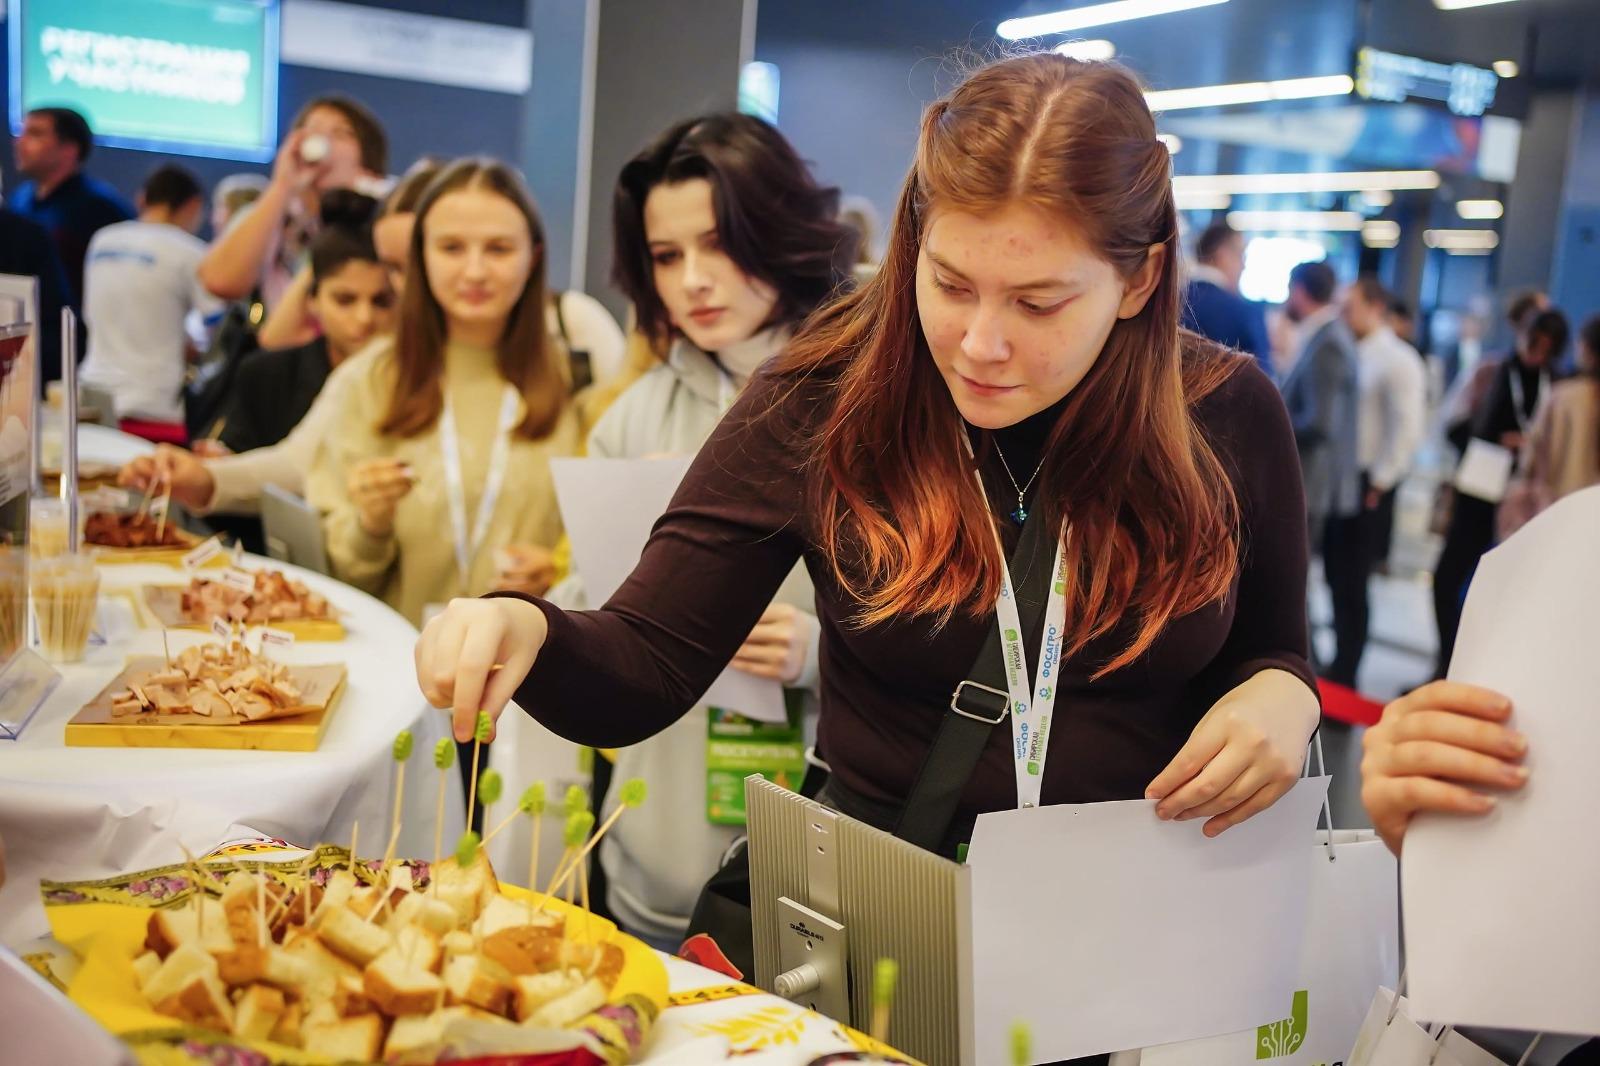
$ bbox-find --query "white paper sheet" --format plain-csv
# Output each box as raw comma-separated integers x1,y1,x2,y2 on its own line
1404,486,1600,1034
550,457,787,723
968,776,1331,1064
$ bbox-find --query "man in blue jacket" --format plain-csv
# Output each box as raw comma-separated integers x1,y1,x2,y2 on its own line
1181,221,1272,378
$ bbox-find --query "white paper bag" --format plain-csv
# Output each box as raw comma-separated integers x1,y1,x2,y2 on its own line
1348,989,1508,1066
1140,831,1400,1066
1454,439,1515,503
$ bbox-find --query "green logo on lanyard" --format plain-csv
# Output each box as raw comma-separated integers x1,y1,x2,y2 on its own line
1026,761,1041,775
1054,579,1066,595
1003,628,1019,642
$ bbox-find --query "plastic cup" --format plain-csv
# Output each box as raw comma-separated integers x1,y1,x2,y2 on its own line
32,554,100,663
30,498,70,560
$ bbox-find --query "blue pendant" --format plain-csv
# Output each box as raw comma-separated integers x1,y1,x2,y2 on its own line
1012,505,1028,524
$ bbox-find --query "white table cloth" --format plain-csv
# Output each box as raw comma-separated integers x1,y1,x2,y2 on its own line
0,555,463,946
39,417,155,473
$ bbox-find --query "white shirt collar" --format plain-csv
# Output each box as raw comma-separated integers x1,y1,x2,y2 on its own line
1187,263,1233,291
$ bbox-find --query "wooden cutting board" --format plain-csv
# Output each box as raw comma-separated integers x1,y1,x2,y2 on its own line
64,657,348,752
138,585,346,642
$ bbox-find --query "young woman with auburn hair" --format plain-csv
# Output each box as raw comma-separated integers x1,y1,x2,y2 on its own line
309,158,581,626
418,57,1319,863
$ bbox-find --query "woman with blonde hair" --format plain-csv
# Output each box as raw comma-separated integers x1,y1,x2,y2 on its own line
310,158,581,625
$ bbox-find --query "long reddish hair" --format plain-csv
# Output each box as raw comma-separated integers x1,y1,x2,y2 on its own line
782,54,1241,676
381,158,566,440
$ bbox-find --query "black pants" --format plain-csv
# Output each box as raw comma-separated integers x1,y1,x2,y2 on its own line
1431,493,1497,677
1321,478,1396,689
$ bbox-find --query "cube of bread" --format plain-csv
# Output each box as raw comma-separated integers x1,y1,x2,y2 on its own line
334,973,374,1018
232,984,285,1041
141,944,219,1007
475,895,562,940
364,950,445,1017
131,951,161,987
302,1013,384,1063
215,943,267,987
393,924,443,973
311,870,358,925
319,906,393,968
511,969,581,1023
430,854,499,925
440,930,474,959
280,927,359,1001
144,901,233,959
442,953,513,1015
384,1006,474,1065
269,999,305,1048
260,947,314,993
526,977,607,1030
390,892,458,937
155,970,235,1032
481,926,562,977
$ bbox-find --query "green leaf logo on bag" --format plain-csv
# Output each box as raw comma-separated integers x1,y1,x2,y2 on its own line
1256,989,1308,1059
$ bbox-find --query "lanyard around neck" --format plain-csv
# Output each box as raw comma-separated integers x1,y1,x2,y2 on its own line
438,385,520,594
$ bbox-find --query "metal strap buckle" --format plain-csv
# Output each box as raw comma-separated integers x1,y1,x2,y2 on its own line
949,680,1009,725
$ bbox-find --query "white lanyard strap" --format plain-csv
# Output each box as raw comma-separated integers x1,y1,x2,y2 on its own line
969,456,1070,808
439,385,520,593
1506,366,1546,434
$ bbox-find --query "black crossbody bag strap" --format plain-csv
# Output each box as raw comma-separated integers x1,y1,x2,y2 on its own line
893,508,1056,851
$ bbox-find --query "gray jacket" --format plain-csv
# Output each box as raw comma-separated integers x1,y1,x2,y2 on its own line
579,331,820,944
1281,313,1361,524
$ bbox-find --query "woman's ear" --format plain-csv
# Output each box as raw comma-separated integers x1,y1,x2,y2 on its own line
1116,243,1167,320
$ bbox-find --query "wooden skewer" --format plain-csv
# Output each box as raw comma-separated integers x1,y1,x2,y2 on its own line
154,481,173,542
347,821,360,878
480,805,521,847
537,804,626,904
525,815,542,924
579,855,592,945
178,843,206,938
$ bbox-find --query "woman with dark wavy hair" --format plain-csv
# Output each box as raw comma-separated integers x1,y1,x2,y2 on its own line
534,113,855,948
419,55,1320,970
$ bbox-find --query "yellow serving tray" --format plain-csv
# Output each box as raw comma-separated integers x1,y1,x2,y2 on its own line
137,585,346,642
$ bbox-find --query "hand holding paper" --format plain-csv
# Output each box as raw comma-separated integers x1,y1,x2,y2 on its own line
1359,680,1527,854
1146,668,1318,836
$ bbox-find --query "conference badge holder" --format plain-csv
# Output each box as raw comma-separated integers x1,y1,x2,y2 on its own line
706,694,808,826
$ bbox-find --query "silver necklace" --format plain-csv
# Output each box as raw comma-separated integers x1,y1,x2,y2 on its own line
992,439,1045,524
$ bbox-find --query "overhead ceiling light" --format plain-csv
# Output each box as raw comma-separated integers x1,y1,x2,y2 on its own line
1145,74,1354,112
1157,133,1183,153
1174,191,1231,211
1492,59,1519,78
1425,228,1500,250
1361,190,1395,208
1053,39,1118,61
1226,210,1363,232
999,0,1227,40
1174,170,1442,195
1457,198,1505,219
1433,0,1522,9
1362,220,1401,247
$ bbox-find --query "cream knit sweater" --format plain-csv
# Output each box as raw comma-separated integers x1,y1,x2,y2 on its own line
307,338,581,625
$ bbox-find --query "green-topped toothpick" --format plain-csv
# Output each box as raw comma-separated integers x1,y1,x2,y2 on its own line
542,778,646,902
563,783,587,817
372,729,415,920
465,712,493,833
431,738,455,892
1011,1022,1032,1066
481,778,537,847
871,957,898,1044
513,783,547,918
534,809,593,913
